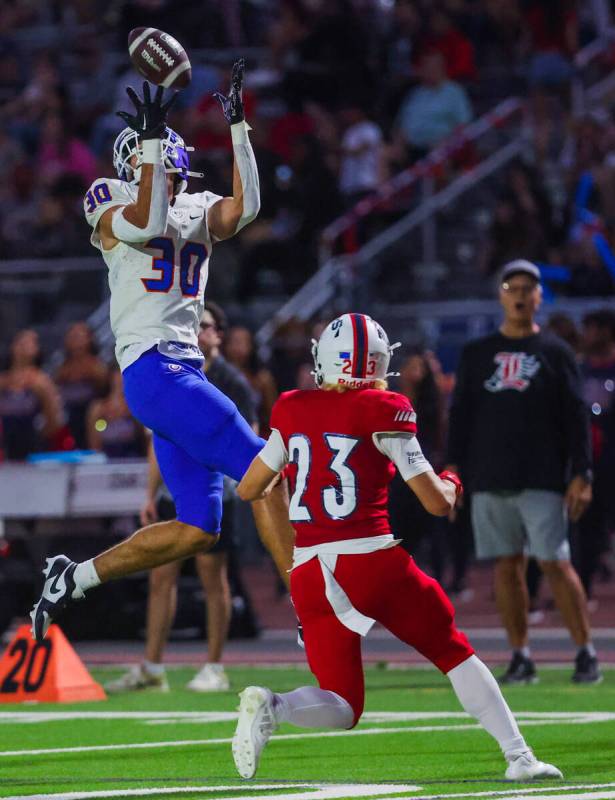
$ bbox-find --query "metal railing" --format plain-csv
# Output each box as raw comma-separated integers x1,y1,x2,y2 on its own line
319,97,523,262
256,102,525,352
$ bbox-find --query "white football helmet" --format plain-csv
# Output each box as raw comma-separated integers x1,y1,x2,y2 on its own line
112,125,203,194
311,313,400,388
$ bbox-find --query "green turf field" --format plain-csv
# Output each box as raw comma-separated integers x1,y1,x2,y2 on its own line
0,665,613,800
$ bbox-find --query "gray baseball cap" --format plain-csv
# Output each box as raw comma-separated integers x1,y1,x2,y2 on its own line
501,259,541,283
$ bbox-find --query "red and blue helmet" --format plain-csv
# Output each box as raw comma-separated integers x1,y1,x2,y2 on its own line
311,313,400,388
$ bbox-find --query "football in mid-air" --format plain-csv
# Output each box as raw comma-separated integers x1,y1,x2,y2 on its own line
128,27,191,90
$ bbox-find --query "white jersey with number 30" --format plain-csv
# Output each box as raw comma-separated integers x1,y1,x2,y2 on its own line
84,178,223,370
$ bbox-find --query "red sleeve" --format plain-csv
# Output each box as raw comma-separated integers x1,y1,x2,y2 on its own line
364,391,418,436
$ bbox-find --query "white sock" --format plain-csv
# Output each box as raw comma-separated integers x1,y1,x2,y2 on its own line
73,559,101,596
447,655,527,757
274,686,354,729
515,646,531,659
579,642,596,658
143,660,165,676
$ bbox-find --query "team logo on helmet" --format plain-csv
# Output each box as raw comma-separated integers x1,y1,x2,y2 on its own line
112,126,203,194
311,313,400,388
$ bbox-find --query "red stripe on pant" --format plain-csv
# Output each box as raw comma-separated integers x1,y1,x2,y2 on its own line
290,546,474,727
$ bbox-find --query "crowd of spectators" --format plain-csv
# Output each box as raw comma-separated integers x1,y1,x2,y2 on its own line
2,0,606,304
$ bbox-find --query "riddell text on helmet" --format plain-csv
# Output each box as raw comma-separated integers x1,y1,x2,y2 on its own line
337,377,379,388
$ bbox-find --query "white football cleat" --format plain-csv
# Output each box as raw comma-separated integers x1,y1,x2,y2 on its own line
104,664,169,694
505,750,563,781
30,555,83,642
232,685,278,779
187,663,229,692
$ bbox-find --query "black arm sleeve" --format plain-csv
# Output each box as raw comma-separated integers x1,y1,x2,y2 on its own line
446,345,474,468
559,346,592,476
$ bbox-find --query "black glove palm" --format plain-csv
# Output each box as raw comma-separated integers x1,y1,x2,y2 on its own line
116,82,177,140
213,58,245,125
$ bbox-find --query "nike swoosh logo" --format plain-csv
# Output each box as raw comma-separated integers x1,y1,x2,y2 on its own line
46,568,66,600
189,214,201,219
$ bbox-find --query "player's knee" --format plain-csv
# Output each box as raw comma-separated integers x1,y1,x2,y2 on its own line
331,690,363,728
176,522,219,554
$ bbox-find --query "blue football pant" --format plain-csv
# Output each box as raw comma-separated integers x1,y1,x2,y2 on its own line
122,348,264,533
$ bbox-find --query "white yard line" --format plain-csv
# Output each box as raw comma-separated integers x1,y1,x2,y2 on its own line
2,711,615,758
0,726,482,757
4,782,615,800
1,710,613,726
0,785,296,800
0,782,420,800
392,784,615,800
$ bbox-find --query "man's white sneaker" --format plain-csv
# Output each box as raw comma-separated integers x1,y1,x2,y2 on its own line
505,750,563,781
104,665,169,694
187,663,230,692
232,685,278,779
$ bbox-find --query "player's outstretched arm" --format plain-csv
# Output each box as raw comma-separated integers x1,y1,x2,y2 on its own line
208,58,260,240
98,83,176,247
375,432,462,516
407,471,460,517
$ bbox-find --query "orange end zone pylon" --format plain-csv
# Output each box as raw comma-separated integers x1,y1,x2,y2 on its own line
0,624,106,703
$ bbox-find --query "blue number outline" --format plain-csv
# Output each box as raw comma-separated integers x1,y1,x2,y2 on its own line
141,236,175,293
179,241,207,297
288,434,313,523
85,182,111,214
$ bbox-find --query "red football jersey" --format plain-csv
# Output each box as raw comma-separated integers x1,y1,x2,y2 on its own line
270,388,418,547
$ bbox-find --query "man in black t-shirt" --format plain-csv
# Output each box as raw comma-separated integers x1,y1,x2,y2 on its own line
447,260,600,684
106,301,259,694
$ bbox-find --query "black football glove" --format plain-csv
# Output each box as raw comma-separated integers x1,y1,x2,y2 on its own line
116,81,177,140
213,58,245,125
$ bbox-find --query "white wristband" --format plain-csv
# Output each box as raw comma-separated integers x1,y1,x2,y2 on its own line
141,138,163,164
231,120,253,145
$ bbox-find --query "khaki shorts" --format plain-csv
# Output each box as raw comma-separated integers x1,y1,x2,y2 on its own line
471,490,570,561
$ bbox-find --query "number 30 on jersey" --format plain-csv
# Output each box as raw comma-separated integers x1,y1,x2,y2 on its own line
288,434,359,522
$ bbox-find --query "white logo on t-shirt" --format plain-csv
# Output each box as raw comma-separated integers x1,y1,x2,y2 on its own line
484,352,540,393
